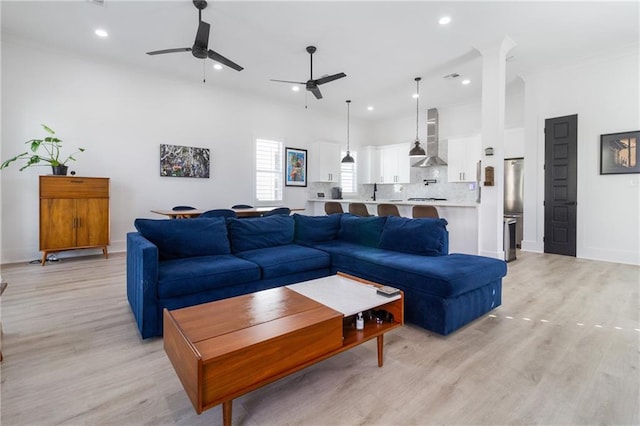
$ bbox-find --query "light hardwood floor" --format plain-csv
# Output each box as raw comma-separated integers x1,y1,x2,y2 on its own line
1,251,638,425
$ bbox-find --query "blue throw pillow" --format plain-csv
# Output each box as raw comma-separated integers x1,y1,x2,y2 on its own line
337,214,387,248
293,214,341,245
228,215,294,253
379,216,449,256
134,217,231,260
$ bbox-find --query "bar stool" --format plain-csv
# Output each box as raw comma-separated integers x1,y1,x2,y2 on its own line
377,204,400,217
324,202,344,215
412,205,439,218
348,203,371,217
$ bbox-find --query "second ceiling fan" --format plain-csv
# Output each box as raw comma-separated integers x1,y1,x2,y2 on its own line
271,46,346,99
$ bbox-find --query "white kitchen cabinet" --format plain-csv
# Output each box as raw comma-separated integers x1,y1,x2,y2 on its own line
357,146,380,185
447,135,481,182
378,144,410,184
310,141,341,182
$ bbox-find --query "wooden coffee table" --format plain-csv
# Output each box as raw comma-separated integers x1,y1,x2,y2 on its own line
163,272,404,426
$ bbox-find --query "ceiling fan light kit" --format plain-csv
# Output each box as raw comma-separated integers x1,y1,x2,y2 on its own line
341,100,354,163
409,77,427,157
146,0,243,72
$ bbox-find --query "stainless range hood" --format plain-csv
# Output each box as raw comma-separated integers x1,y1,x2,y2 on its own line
412,108,447,167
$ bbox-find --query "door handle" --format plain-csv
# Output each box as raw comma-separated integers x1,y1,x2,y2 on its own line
565,201,576,206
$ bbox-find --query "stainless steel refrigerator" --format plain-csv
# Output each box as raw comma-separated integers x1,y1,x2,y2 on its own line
504,158,524,249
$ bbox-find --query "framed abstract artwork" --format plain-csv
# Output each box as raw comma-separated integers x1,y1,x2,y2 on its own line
600,130,639,175
285,147,307,187
160,144,210,178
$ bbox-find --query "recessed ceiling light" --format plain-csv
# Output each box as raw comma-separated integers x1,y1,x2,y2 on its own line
367,106,374,111
438,16,451,25
412,93,419,99
213,63,223,70
462,79,471,85
292,86,300,92
95,29,108,38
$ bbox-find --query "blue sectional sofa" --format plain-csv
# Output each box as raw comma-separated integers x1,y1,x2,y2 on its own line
127,213,507,339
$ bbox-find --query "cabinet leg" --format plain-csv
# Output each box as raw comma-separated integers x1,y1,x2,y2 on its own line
377,335,384,367
41,252,48,266
102,246,109,259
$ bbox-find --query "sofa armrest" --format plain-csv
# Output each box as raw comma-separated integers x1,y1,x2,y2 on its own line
126,232,161,339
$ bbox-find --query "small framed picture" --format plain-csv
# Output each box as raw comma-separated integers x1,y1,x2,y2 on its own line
285,147,307,187
600,130,639,175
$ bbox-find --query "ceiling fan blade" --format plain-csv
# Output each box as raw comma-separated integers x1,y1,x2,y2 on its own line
310,86,323,99
270,79,306,85
195,20,210,49
147,48,192,55
207,50,244,71
314,72,347,86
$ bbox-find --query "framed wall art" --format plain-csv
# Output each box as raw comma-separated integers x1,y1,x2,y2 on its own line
160,144,210,178
285,147,307,187
600,130,639,175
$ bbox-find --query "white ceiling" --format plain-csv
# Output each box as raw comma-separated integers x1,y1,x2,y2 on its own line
2,1,638,120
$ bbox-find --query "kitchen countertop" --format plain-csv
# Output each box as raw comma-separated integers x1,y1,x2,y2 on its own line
307,199,478,208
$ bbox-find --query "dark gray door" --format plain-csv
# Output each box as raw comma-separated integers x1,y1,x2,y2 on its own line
544,114,577,256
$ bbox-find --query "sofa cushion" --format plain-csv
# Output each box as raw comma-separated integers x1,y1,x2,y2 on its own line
228,215,295,253
379,216,449,256
157,254,260,298
337,214,387,248
236,244,331,279
293,213,341,245
312,240,506,298
134,218,230,260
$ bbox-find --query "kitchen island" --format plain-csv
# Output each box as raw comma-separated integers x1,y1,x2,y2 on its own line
306,199,479,255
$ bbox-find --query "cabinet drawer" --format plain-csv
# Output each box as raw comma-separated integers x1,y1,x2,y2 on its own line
40,176,109,198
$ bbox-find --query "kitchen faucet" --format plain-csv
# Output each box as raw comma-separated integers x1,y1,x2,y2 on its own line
373,183,377,201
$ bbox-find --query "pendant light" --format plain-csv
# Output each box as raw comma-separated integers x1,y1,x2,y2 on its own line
341,100,354,163
409,77,426,157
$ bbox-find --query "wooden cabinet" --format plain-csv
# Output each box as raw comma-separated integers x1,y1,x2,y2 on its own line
310,141,341,182
39,176,110,265
448,135,481,182
379,144,410,184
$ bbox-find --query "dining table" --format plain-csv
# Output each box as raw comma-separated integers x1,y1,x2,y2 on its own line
150,207,304,219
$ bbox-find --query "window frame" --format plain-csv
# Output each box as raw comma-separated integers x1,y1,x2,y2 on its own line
254,138,284,205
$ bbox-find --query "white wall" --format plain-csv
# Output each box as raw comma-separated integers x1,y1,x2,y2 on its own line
0,37,363,263
522,45,640,265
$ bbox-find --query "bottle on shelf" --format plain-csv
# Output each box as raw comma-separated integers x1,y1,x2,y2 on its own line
356,312,364,330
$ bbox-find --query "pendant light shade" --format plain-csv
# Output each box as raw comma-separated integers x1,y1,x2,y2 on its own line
341,100,354,163
409,77,426,157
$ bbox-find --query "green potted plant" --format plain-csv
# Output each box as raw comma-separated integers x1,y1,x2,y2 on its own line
0,124,85,175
